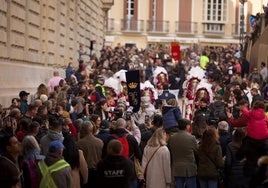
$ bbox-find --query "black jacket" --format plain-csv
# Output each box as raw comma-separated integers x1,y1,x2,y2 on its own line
96,155,135,188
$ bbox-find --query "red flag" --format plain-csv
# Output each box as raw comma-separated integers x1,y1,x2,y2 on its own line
171,42,181,61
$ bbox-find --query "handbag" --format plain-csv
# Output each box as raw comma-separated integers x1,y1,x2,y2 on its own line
134,157,143,179
141,146,161,188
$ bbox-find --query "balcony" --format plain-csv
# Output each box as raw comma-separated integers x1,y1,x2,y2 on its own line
175,21,197,34
147,20,169,33
203,23,225,35
232,24,240,36
121,19,144,33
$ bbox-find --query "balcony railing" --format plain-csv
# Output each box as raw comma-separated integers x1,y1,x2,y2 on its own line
121,19,144,32
175,21,197,34
203,23,225,35
232,24,242,36
147,20,169,33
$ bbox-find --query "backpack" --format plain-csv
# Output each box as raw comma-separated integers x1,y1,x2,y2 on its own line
209,101,227,126
112,134,129,158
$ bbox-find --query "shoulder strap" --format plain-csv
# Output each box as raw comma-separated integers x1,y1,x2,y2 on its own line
38,160,70,188
49,159,70,173
144,146,161,177
38,161,57,188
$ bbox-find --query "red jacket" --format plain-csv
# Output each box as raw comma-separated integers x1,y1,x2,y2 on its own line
242,107,268,140
228,114,248,128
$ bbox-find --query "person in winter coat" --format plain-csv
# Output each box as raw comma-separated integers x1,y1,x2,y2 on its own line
162,98,182,134
21,135,45,188
37,140,72,188
242,100,268,140
141,128,172,188
198,126,224,188
225,128,248,188
168,118,198,188
236,100,268,187
96,139,135,188
218,121,232,157
40,116,64,155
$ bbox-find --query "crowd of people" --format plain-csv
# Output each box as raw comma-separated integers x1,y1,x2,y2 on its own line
0,42,268,188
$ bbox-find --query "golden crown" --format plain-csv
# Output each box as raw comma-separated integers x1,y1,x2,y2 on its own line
128,82,138,89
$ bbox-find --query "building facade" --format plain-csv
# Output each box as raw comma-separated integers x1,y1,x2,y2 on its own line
0,0,113,107
106,0,267,49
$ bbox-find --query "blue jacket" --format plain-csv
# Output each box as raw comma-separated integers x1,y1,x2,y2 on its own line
162,106,182,130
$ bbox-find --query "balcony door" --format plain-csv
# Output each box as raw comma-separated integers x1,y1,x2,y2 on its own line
124,0,138,30
149,0,163,32
178,0,192,33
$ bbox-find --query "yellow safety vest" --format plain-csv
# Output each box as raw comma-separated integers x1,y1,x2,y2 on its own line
95,83,106,96
38,159,70,188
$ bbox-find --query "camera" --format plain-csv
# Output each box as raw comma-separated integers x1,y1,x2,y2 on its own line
145,115,150,123
126,111,132,121
125,106,133,121
113,107,123,119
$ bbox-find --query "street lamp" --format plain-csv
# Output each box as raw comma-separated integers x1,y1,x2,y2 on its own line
239,0,247,45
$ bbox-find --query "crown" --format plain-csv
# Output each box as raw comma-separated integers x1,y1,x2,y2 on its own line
128,82,138,89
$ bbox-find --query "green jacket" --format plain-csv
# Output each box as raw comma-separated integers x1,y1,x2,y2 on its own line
197,144,224,180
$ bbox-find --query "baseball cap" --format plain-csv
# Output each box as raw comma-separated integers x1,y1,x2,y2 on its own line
19,91,30,98
49,140,65,152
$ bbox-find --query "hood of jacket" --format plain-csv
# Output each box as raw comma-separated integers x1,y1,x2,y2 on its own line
250,108,266,120
47,130,64,142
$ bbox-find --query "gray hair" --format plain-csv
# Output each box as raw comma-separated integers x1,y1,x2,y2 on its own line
115,118,126,129
79,121,94,139
22,135,40,157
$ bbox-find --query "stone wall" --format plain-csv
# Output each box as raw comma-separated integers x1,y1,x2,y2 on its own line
0,0,105,107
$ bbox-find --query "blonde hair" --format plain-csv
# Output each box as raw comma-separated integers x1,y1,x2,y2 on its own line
167,98,178,107
147,128,166,147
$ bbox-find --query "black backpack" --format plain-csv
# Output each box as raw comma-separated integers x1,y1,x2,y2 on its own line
208,101,227,126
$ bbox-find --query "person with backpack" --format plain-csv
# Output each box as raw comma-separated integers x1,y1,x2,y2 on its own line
108,118,142,160
108,118,142,188
208,95,227,127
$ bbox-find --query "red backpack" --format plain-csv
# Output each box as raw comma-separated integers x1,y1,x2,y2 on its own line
112,134,129,158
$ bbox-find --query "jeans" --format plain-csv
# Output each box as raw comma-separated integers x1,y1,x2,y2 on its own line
175,176,197,188
199,179,218,188
130,178,137,188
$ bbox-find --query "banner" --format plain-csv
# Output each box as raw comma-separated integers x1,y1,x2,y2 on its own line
171,42,181,61
126,70,141,113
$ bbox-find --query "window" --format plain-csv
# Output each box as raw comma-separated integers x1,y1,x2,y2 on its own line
203,0,227,33
203,0,226,22
127,0,135,19
152,0,156,20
